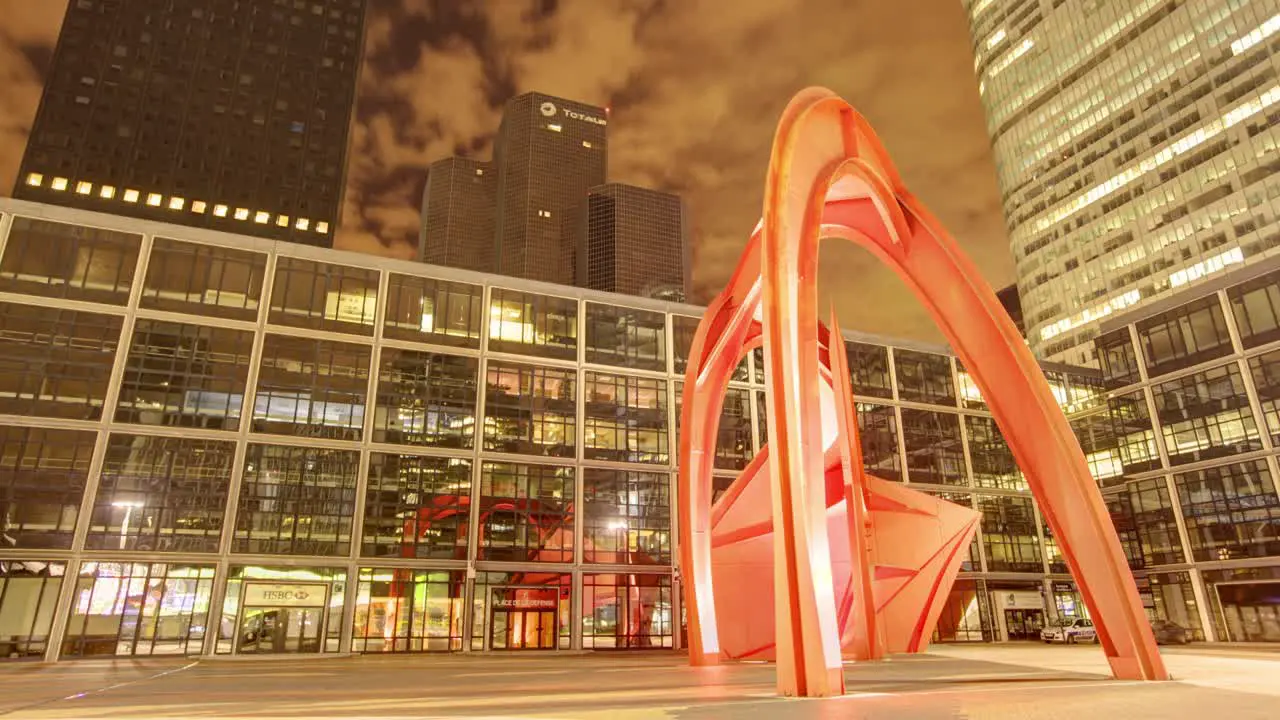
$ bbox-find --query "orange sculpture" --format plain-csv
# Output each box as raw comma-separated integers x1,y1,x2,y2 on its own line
676,88,1167,698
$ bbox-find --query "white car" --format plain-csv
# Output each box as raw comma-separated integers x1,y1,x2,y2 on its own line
1041,617,1097,644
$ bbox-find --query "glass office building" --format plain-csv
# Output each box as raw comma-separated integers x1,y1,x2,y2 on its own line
1089,251,1280,644
1,198,1268,663
965,0,1280,366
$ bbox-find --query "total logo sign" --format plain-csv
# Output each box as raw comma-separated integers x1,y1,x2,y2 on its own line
539,100,607,126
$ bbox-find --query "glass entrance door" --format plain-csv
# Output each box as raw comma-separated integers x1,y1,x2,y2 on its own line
236,607,322,654
490,609,556,650
1004,609,1044,640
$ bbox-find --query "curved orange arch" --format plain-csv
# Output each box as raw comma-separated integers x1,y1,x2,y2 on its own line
677,88,1166,697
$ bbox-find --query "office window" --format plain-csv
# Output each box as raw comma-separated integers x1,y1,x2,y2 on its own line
269,257,379,335
585,303,666,371
581,573,673,649
1096,328,1141,389
362,454,471,560
956,362,986,410
0,304,122,421
1248,349,1280,444
383,274,482,348
0,561,66,659
1137,296,1233,378
233,444,359,556
893,349,956,405
716,388,753,470
976,495,1041,573
487,289,577,360
484,361,575,458
858,402,902,481
901,409,966,486
847,342,894,399
115,320,254,430
1175,460,1280,562
1041,514,1067,574
141,239,266,320
671,315,699,374
0,217,140,305
86,435,235,553
0,427,96,549
582,469,671,565
372,350,477,449
478,462,574,563
1228,268,1280,348
922,490,979,571
62,562,215,657
1152,363,1261,466
352,568,465,653
755,390,768,448
583,373,668,464
1108,390,1161,473
1129,478,1187,566
1138,571,1204,640
966,415,1026,491
1071,411,1124,487
1106,492,1146,570
253,334,370,441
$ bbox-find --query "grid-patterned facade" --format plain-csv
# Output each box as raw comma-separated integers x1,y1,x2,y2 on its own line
965,0,1280,366
6,198,1267,663
493,93,608,285
418,158,495,271
582,184,689,302
1085,252,1280,644
13,0,367,246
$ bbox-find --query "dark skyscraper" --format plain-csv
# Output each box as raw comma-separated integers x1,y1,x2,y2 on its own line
582,183,689,302
493,92,608,285
419,157,494,272
13,0,367,247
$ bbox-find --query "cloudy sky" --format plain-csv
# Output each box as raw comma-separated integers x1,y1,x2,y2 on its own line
0,0,1011,343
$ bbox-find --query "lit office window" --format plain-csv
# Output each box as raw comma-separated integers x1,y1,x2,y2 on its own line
115,320,255,430
362,454,472,560
142,237,267,320
484,361,576,458
582,469,671,565
86,435,236,552
253,334,370,441
233,445,359,556
478,462,574,563
0,427,96,549
0,217,141,304
372,350,478,449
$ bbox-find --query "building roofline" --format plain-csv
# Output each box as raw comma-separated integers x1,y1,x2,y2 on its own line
0,197,1088,367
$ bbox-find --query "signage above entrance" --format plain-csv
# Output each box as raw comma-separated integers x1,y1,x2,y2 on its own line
243,582,328,608
494,597,557,610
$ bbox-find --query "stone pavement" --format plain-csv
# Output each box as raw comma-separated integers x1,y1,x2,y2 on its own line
0,644,1274,719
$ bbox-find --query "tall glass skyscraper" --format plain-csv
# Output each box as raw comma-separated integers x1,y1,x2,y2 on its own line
419,157,495,271
582,183,690,302
965,0,1280,366
493,92,609,285
14,0,367,247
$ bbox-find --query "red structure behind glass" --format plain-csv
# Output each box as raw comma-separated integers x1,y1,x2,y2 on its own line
677,88,1168,697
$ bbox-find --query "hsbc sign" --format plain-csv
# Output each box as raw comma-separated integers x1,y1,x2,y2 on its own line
539,101,607,126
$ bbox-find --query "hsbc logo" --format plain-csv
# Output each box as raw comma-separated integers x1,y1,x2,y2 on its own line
539,102,556,117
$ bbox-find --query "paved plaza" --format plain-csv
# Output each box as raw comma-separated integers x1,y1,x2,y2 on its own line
0,645,1275,719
